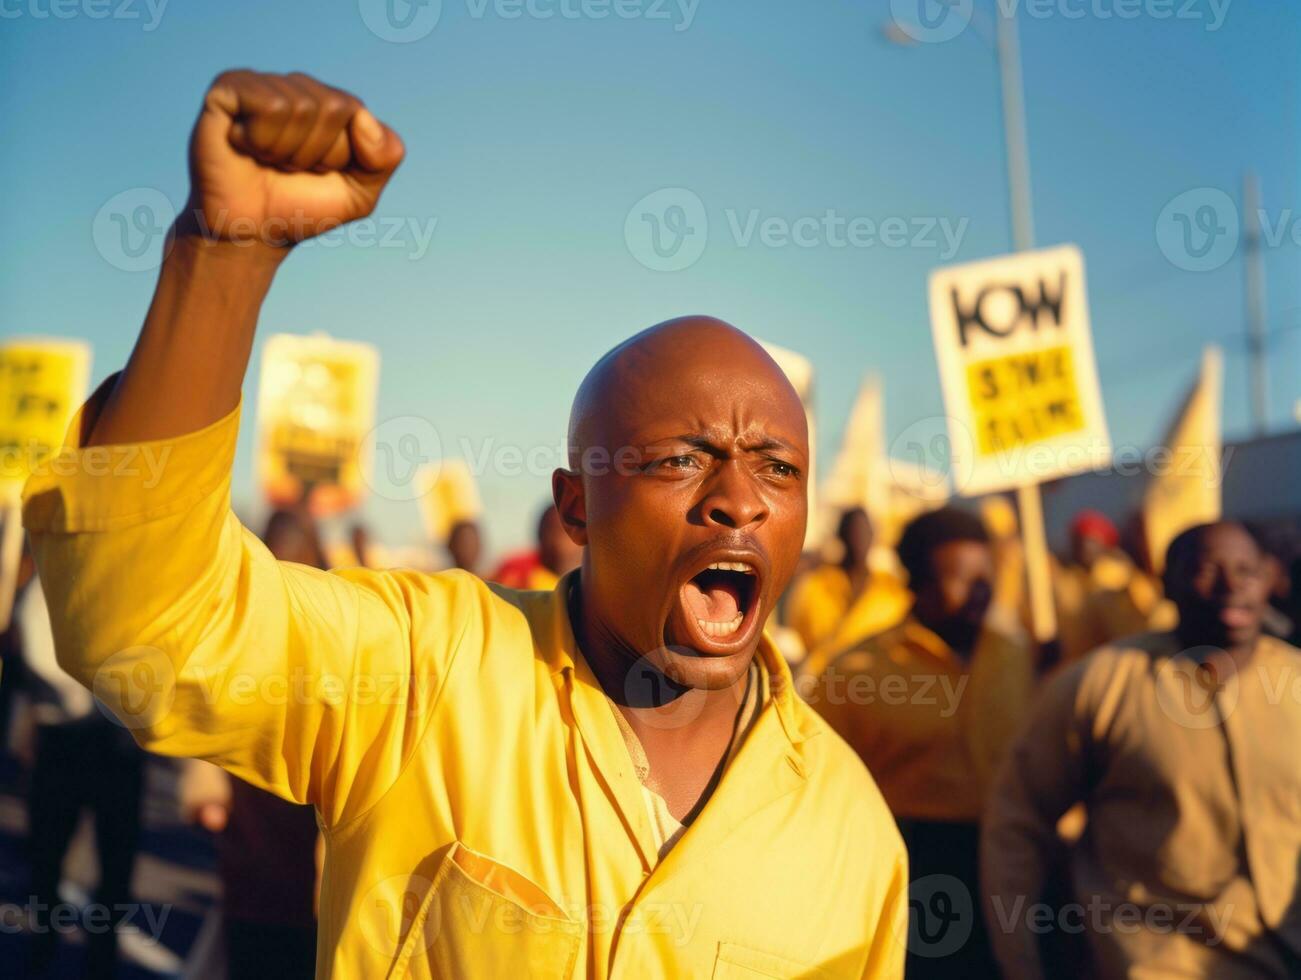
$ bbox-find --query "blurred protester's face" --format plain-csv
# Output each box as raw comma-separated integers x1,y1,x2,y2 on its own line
838,508,873,569
1071,530,1107,570
914,540,994,652
448,521,482,572
538,506,582,576
556,321,808,692
1169,523,1269,652
265,514,317,566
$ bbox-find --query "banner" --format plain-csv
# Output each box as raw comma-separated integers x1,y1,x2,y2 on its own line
417,460,483,543
760,340,819,552
256,333,380,516
1143,346,1223,573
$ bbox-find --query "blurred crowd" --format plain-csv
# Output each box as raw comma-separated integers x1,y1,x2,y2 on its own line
1,490,1299,979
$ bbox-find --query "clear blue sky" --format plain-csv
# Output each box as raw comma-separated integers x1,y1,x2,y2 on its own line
3,0,1298,560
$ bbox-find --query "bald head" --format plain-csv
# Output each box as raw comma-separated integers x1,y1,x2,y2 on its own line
568,316,807,472
552,314,811,692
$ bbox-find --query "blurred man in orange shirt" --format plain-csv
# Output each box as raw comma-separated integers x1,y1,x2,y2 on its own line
491,504,584,591
813,507,1034,979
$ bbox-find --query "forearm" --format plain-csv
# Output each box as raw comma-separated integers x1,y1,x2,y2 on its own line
86,218,287,447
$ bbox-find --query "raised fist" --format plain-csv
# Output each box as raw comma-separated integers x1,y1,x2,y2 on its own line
184,70,405,246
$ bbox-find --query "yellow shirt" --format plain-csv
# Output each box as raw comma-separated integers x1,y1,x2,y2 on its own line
786,565,911,678
983,632,1301,979
1054,555,1177,665
23,399,908,980
812,619,1035,823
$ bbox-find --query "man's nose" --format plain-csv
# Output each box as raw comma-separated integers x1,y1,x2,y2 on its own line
700,462,768,530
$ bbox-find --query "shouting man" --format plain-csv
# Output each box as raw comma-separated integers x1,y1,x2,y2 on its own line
23,71,906,978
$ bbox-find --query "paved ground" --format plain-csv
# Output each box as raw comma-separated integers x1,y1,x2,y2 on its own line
0,751,218,978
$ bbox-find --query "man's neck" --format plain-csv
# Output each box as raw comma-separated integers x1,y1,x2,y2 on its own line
1177,628,1260,668
840,558,870,596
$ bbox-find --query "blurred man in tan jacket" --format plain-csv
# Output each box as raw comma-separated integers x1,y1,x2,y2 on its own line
984,521,1301,979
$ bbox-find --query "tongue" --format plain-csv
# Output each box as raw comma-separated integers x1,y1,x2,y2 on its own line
683,577,742,623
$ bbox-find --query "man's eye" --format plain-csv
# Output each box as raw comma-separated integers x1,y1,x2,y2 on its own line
766,461,799,479
650,454,698,472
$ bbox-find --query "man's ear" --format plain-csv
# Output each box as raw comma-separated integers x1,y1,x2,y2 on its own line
552,468,588,546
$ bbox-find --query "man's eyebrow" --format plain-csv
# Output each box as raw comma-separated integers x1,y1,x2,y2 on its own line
741,436,799,455
643,433,803,456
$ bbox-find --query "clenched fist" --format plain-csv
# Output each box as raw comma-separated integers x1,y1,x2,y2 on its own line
184,70,404,246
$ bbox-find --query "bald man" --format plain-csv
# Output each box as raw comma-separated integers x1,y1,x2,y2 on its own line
984,522,1301,979
23,71,906,978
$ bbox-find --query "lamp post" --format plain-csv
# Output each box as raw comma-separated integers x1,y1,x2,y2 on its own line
883,5,1059,644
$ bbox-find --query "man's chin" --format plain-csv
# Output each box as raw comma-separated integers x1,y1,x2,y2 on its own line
648,640,757,692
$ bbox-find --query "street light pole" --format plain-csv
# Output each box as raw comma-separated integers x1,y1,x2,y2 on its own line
996,9,1035,253
885,4,1059,644
991,9,1057,645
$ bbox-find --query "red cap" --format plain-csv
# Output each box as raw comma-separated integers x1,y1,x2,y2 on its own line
1071,509,1119,548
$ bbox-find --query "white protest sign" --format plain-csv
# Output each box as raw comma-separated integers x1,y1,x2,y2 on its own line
927,244,1110,496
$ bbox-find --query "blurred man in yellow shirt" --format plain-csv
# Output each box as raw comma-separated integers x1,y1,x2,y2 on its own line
1054,510,1173,665
984,521,1301,979
786,507,910,677
813,507,1035,979
22,71,906,978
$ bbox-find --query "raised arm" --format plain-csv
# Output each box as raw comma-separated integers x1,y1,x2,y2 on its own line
87,69,403,446
20,72,481,829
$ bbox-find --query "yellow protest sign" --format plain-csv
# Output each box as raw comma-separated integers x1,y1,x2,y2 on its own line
0,338,92,494
256,333,379,516
928,245,1110,495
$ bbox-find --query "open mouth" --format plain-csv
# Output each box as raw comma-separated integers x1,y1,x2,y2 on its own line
1218,605,1255,630
675,560,762,653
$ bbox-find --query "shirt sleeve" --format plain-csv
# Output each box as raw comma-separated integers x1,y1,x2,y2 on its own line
861,837,908,980
980,658,1092,980
22,385,475,827
965,630,1037,798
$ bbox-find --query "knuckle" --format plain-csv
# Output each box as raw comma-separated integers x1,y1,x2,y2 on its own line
263,95,291,118
320,94,349,118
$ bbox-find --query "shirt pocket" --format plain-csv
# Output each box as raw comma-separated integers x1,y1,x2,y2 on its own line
711,942,818,979
387,841,582,980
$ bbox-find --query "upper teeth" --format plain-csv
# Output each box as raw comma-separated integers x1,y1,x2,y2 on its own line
706,562,755,574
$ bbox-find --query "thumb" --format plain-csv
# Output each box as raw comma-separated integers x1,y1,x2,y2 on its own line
349,108,405,175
